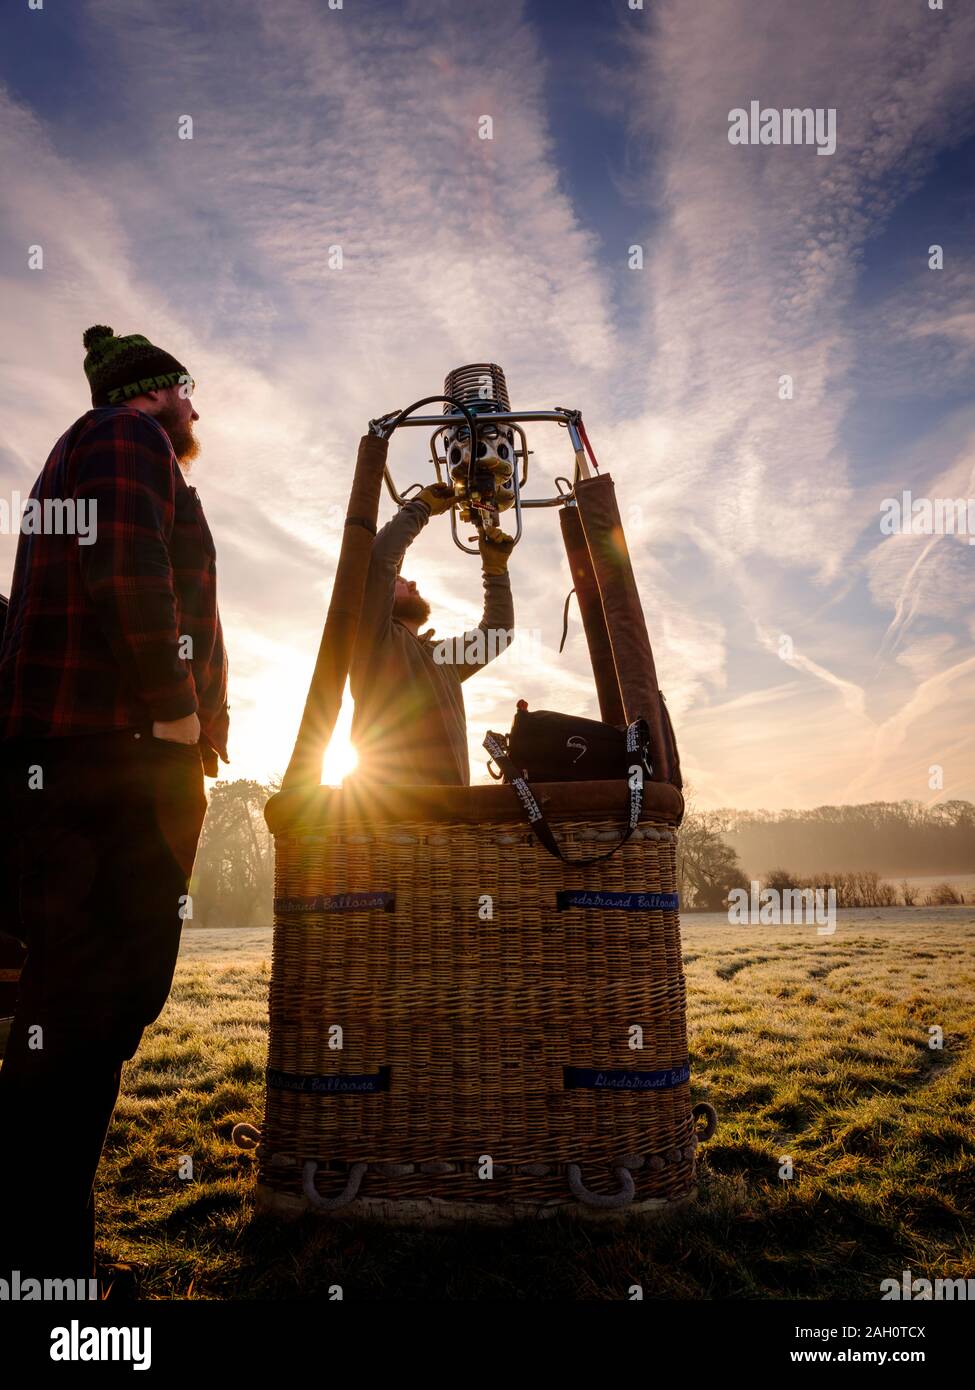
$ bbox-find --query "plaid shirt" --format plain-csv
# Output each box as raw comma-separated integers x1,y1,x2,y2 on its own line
0,407,228,768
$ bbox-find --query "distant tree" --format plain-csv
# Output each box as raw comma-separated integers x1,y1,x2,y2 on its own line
792,870,897,908
764,867,798,892
678,797,750,910
899,880,919,907
191,779,276,927
925,882,963,907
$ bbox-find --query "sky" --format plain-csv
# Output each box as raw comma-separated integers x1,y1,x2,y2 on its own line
1,0,973,810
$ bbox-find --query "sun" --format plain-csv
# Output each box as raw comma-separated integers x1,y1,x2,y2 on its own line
321,690,359,786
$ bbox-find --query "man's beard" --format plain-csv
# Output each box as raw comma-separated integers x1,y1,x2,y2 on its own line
393,592,431,625
155,405,200,466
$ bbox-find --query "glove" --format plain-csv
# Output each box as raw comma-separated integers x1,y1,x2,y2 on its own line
478,525,515,575
416,483,456,517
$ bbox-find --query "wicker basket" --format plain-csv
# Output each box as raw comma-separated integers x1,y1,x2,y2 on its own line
256,778,710,1224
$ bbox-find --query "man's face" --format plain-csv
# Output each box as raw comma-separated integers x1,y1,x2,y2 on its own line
153,384,200,464
393,574,431,625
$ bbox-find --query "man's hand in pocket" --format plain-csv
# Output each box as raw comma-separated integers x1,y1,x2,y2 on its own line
152,712,201,745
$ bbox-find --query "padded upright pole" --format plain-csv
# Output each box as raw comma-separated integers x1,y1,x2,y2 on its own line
283,433,389,789
559,504,625,727
574,474,678,785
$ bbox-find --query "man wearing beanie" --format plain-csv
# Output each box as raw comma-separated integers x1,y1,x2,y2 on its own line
0,326,229,1293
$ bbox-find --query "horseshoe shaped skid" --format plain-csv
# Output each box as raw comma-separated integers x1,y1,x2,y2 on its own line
302,1160,369,1210
567,1163,636,1208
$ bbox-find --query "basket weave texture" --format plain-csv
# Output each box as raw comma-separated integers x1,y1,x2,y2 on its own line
259,793,695,1209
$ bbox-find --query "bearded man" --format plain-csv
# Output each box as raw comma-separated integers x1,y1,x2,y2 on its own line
0,325,228,1292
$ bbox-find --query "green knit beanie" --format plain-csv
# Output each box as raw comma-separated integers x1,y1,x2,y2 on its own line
82,325,192,407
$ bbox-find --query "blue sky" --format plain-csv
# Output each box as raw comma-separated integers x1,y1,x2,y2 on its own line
1,0,974,808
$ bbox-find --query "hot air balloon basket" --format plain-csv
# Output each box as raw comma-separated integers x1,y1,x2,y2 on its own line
255,782,716,1224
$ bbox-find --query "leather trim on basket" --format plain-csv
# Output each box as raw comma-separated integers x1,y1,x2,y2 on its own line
265,777,685,834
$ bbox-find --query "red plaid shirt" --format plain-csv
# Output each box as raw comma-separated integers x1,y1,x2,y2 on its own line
0,407,228,767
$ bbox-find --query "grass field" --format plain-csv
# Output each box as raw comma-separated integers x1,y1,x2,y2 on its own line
94,909,975,1300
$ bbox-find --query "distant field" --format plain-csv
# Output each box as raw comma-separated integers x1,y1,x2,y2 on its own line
92,909,975,1300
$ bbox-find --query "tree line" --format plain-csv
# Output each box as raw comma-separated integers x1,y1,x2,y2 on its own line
676,799,971,911
713,800,974,878
186,783,970,926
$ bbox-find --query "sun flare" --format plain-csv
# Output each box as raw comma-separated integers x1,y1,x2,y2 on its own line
321,693,359,786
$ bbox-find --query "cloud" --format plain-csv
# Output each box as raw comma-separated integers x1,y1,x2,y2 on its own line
754,621,866,719
853,261,975,399
896,633,958,680
621,0,975,579
0,0,620,785
2,0,973,808
843,650,975,801
869,532,975,637
609,0,975,804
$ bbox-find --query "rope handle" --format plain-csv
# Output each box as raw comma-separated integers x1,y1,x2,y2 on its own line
692,1102,718,1141
231,1122,261,1150
303,1160,369,1210
567,1164,635,1209
274,1148,708,1211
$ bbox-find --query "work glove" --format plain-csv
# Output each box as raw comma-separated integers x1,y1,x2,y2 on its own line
478,524,515,575
416,483,456,516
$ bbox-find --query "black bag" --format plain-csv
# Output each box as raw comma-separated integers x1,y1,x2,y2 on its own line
502,703,652,783
484,704,651,867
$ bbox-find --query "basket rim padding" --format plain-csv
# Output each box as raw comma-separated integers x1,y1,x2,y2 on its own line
265,777,684,833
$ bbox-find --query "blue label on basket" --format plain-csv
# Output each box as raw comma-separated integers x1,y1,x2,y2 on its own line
555,890,679,912
266,1065,391,1094
564,1064,691,1091
274,892,395,913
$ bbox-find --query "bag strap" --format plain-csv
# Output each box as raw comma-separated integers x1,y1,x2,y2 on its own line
482,719,650,868
558,588,575,653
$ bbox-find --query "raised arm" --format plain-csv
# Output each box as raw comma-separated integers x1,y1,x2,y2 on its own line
355,500,429,653
439,528,515,682
351,483,457,669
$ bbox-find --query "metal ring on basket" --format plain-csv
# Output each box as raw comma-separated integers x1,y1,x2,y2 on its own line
692,1102,718,1141
567,1163,636,1209
303,1160,369,1210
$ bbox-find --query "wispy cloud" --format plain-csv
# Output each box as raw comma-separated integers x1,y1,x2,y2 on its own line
1,0,973,807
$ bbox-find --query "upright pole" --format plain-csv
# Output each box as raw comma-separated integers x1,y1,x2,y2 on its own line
559,505,626,727
282,433,389,789
574,474,680,785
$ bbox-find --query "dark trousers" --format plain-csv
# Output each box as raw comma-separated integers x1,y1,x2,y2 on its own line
0,729,206,1281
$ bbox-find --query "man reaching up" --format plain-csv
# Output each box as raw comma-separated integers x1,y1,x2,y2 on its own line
349,484,513,784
